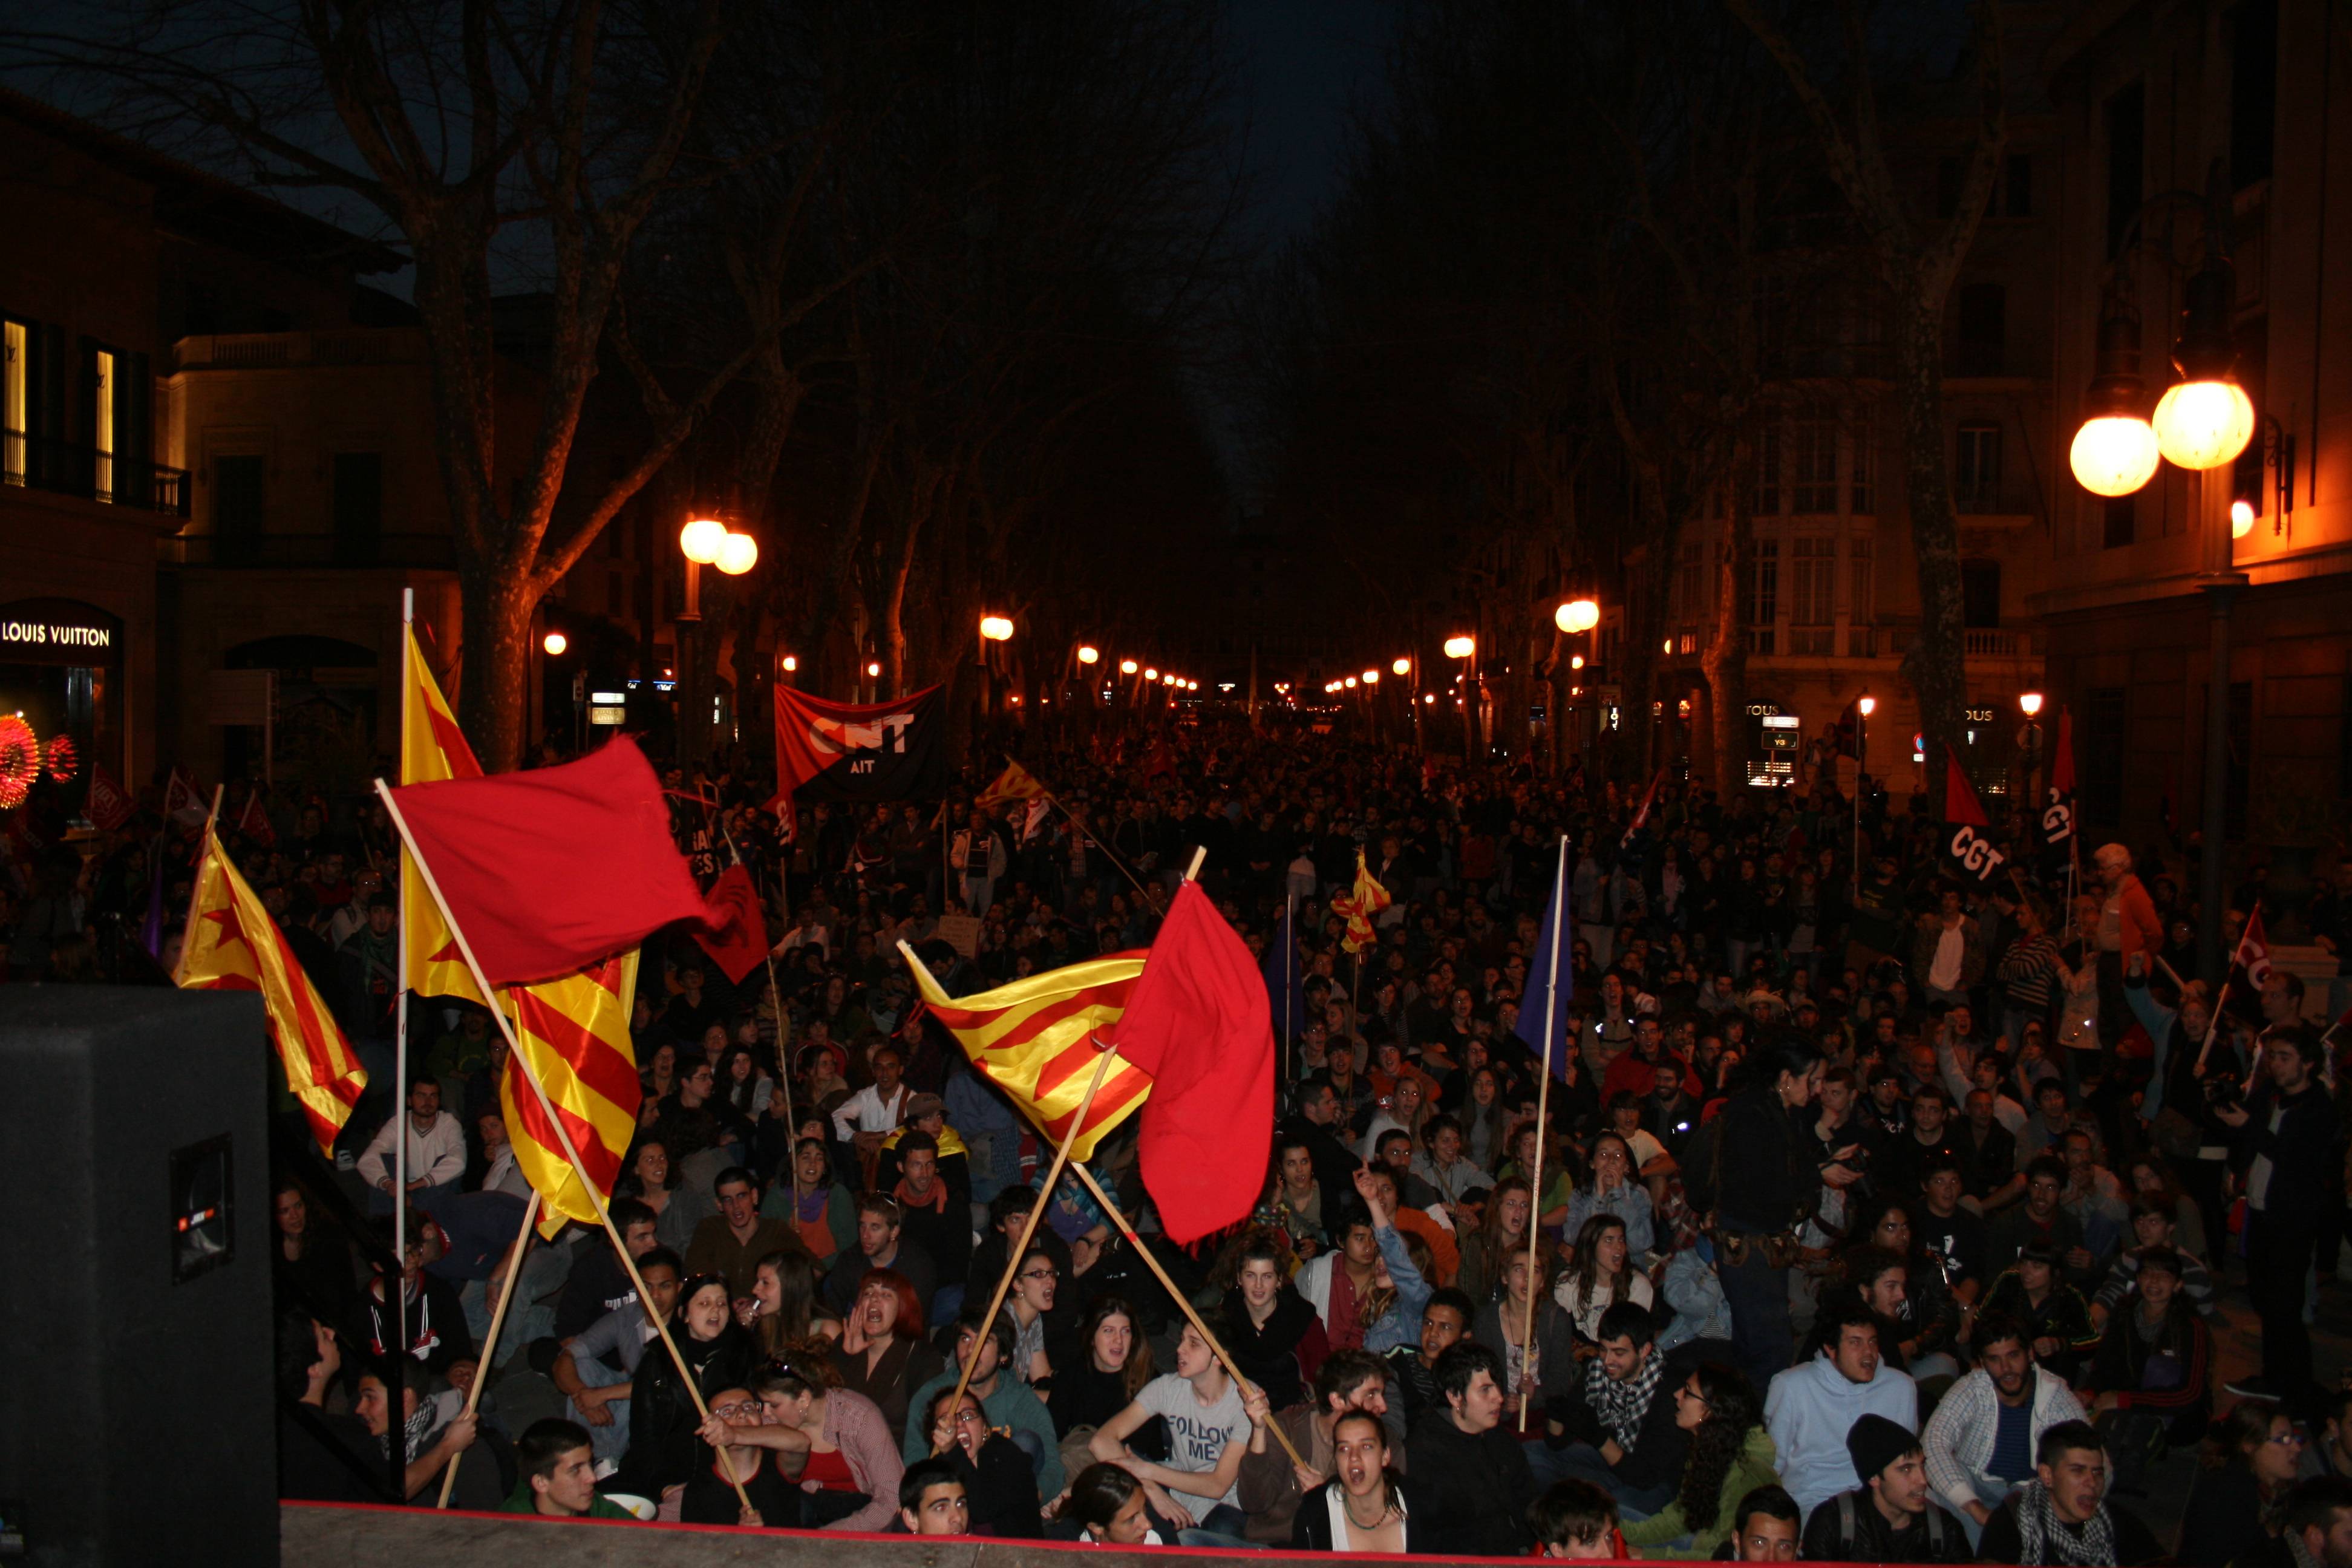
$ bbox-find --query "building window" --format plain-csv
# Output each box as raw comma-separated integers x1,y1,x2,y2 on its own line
2085,687,2126,830
2106,82,2145,258
1674,538,1707,625
1956,284,2006,376
1753,425,1782,517
1849,407,1875,515
2233,0,2278,189
1848,537,1875,627
2102,495,2135,549
1749,537,1779,655
1961,559,2002,627
92,348,114,503
2,319,24,486
1956,422,2002,511
214,454,266,564
1789,537,1836,654
1792,409,1838,514
332,452,383,566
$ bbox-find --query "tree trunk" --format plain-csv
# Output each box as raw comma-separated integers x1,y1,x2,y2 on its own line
456,555,534,772
1895,295,1968,812
1705,433,1757,795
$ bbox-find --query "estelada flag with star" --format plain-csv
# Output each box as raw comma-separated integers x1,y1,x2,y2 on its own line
175,825,365,1152
1333,849,1391,953
977,757,1047,811
402,624,488,1004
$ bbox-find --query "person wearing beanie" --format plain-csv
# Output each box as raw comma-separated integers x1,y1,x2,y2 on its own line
1799,1413,1970,1563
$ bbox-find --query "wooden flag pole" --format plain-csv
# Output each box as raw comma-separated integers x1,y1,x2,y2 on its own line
434,1189,541,1508
1518,832,1567,1431
1057,1156,1308,1471
1043,788,1152,899
372,779,753,1511
724,828,796,1150
944,1034,1117,1426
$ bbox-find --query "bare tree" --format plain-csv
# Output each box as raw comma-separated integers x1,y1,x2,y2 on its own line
1726,0,2005,805
13,0,776,768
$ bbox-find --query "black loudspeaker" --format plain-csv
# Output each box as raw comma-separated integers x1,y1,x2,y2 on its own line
0,986,276,1567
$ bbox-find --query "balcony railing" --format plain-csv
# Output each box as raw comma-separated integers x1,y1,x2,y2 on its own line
2,433,190,515
163,531,456,568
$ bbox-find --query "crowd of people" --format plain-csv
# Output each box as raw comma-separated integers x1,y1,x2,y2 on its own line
10,725,2352,1561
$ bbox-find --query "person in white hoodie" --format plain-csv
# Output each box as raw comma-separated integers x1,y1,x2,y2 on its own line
1919,1313,2086,1550
1763,1301,1919,1519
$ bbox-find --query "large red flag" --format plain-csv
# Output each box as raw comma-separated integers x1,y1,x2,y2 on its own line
694,863,769,984
389,738,710,988
1098,880,1275,1243
1940,747,2008,884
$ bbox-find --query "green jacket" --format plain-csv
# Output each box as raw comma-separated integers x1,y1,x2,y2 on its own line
1621,1426,1779,1559
499,1480,641,1520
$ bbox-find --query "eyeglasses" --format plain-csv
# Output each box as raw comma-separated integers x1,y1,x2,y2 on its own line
2269,1431,2309,1446
1018,1268,1058,1282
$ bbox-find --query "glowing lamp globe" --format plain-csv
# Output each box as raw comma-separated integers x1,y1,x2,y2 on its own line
1362,669,1379,684
715,532,759,575
1858,695,1877,717
2019,691,2045,718
1443,635,1475,659
1555,598,1599,635
542,630,568,656
1570,655,1584,670
865,661,881,677
2231,500,2256,538
1423,693,1435,705
979,615,1014,641
2068,416,2161,497
1187,680,1198,691
1077,645,1099,665
1391,658,1410,676
2152,379,2255,472
1120,659,1138,675
781,655,798,672
679,516,728,564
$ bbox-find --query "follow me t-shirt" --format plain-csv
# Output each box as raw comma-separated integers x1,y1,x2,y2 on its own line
1134,1372,1248,1515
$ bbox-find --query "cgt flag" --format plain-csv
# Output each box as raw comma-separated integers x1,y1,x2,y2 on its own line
1941,748,2010,886
85,763,133,831
2042,709,2077,849
176,825,367,1152
773,685,947,804
2232,904,2273,991
693,863,769,985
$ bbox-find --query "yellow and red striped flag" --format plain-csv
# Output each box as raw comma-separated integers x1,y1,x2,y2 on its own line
176,825,367,1152
1333,849,1391,953
499,949,644,1238
976,758,1047,811
903,948,1152,1160
401,626,487,1004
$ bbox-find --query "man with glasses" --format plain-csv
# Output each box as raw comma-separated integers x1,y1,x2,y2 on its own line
679,1385,794,1526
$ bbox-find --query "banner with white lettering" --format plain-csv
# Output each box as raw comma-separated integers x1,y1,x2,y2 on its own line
1941,748,2009,886
769,684,947,804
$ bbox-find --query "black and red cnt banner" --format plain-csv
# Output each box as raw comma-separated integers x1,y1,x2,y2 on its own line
771,684,949,804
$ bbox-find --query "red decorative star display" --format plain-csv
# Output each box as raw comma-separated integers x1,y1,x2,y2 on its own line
0,717,36,811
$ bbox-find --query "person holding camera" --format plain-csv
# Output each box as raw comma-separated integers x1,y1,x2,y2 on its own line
2215,1024,2341,1407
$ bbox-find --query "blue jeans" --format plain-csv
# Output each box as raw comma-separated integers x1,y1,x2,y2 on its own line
1717,1241,1793,1394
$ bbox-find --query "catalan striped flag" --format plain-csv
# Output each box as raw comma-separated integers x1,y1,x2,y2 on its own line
499,949,643,1238
1333,849,1390,954
977,758,1047,810
904,949,1152,1160
401,626,487,1004
175,825,367,1152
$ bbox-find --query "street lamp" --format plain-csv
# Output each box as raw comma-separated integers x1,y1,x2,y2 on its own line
1570,655,1584,670
1443,635,1475,659
2067,296,2163,497
1391,658,1410,676
2230,499,2256,538
2018,691,2044,719
679,516,728,564
715,532,758,575
1554,598,1599,635
1120,659,1138,675
1361,668,1379,685
542,630,567,656
780,654,798,672
2149,256,2255,471
1077,645,1099,665
979,615,1014,642
1143,666,1158,681
1858,694,1876,717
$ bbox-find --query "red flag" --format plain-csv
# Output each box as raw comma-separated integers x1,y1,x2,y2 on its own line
2232,904,2272,990
694,863,769,984
236,789,276,849
2041,710,2077,848
1944,749,1991,827
1619,767,1666,848
389,738,710,988
1098,880,1275,1243
85,764,133,831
